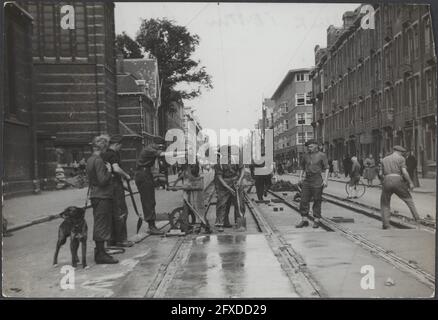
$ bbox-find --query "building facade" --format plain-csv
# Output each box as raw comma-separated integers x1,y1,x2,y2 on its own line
3,3,37,196
312,4,436,177
271,69,313,166
19,1,118,180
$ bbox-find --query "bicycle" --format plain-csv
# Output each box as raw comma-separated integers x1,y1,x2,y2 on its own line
345,178,367,199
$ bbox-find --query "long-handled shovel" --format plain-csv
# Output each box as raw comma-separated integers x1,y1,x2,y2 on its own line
124,178,144,234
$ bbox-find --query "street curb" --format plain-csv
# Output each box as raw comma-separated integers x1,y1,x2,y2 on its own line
5,191,139,233
4,177,184,233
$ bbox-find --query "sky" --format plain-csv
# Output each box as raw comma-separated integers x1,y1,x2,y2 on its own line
115,2,360,134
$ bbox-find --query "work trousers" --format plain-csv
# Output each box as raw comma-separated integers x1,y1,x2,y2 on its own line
255,175,266,200
135,169,156,222
111,181,128,243
91,198,113,242
299,174,323,218
215,180,245,226
380,175,420,228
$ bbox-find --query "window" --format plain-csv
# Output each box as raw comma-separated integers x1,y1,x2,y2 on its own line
426,70,434,100
296,73,308,82
305,92,312,105
284,119,289,130
424,16,432,53
296,132,314,145
413,24,419,59
296,113,305,125
305,112,312,125
296,93,305,106
297,133,305,145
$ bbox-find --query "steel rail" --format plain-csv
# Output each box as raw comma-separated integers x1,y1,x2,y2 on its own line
268,190,436,290
242,192,323,297
143,176,216,298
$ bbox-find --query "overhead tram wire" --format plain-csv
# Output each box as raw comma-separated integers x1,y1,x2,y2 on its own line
262,6,324,96
184,3,211,28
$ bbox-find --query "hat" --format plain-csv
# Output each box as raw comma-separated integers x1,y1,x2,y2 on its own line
109,134,125,144
393,145,407,152
304,139,317,146
153,136,166,145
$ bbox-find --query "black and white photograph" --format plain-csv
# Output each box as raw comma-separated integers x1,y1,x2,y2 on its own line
1,1,437,301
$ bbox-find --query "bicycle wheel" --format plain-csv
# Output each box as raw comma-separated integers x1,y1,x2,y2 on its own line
355,183,366,198
345,181,366,198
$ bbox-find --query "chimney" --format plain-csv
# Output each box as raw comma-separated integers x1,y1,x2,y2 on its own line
342,11,356,29
327,25,343,48
116,53,124,74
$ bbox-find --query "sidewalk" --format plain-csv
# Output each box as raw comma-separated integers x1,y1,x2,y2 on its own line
285,172,436,194
2,173,192,231
279,173,436,221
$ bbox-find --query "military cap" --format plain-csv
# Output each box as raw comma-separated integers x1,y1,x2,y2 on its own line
393,145,407,152
153,136,166,145
304,139,318,146
109,134,126,144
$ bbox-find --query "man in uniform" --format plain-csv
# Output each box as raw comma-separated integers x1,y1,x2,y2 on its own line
214,148,246,232
86,135,118,264
102,135,134,248
135,137,166,235
296,139,329,229
380,145,420,229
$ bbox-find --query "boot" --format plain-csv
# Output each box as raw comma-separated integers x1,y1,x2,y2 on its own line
94,241,118,264
148,221,164,235
295,219,309,228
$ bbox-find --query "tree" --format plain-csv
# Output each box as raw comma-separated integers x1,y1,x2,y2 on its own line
116,32,143,59
135,18,213,109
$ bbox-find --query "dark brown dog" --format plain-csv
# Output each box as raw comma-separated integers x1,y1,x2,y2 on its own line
53,206,88,268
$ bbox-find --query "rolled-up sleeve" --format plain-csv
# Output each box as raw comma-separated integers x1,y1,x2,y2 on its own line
321,154,329,171
399,157,407,170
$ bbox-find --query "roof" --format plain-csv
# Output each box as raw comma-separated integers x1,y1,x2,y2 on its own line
271,68,313,100
117,74,143,94
122,59,160,102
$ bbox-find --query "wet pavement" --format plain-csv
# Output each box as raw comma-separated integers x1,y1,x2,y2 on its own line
161,234,299,298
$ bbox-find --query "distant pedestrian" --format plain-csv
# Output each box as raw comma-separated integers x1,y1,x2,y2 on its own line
347,156,361,198
343,154,352,178
328,159,334,177
332,159,339,178
380,145,420,229
406,151,420,188
295,140,329,229
359,158,364,176
363,154,377,187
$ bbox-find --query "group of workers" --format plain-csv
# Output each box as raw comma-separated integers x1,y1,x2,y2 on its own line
294,140,421,230
86,134,165,265
85,133,422,265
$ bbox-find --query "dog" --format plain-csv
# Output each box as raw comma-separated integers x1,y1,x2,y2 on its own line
53,206,88,268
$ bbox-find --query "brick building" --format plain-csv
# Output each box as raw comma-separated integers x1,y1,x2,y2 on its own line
3,3,37,196
116,56,160,172
19,1,118,180
311,4,436,176
271,68,313,165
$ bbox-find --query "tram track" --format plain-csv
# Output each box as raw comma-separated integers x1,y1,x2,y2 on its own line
267,190,436,290
143,177,216,298
322,191,436,232
242,192,323,297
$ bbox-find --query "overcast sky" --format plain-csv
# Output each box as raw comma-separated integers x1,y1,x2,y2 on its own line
115,2,359,133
